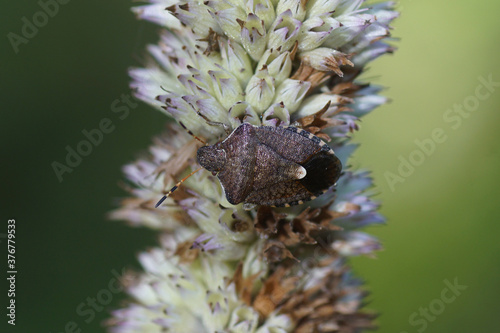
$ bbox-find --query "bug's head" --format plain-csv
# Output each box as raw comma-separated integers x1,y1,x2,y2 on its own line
197,146,226,174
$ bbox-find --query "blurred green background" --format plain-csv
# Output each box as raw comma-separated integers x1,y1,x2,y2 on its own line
1,0,499,332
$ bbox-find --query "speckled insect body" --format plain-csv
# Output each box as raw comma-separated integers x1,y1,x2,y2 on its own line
197,123,342,207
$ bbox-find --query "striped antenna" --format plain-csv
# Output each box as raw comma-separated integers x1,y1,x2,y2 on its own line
179,122,207,145
155,167,203,208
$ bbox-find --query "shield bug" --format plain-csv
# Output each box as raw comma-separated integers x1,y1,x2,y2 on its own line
155,122,342,208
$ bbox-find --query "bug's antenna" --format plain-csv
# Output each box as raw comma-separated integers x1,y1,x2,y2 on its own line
155,167,204,208
179,122,207,145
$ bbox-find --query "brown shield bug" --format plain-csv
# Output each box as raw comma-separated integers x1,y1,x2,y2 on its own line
155,122,342,208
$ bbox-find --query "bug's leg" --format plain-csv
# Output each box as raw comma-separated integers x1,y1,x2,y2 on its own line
196,111,231,135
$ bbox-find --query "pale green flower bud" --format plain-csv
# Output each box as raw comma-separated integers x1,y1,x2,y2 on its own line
276,0,306,21
268,10,302,51
272,79,311,113
228,101,261,128
298,16,340,51
306,0,342,19
253,0,276,29
296,93,352,118
239,13,268,60
262,102,290,126
219,39,254,86
245,69,276,114
256,49,293,87
170,2,220,36
208,70,245,110
208,0,247,41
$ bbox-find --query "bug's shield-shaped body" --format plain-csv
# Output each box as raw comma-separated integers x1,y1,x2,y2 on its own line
197,123,342,207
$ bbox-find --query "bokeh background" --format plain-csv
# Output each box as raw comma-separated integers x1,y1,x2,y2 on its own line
1,0,499,332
